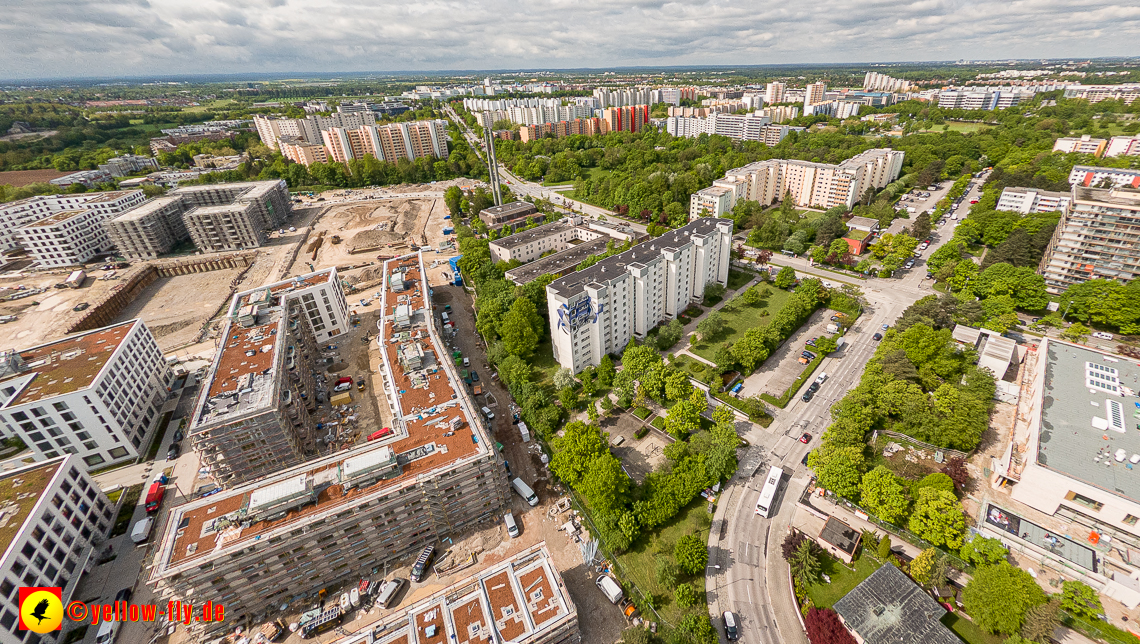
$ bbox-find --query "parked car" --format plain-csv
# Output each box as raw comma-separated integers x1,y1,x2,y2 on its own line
881,323,890,330
801,390,815,402
807,382,820,393
166,444,181,460
172,428,184,443
872,332,883,341
799,433,812,444
801,350,816,360
471,371,479,382
73,302,90,312
723,611,739,641
805,338,817,347
1092,331,1114,340
357,378,366,391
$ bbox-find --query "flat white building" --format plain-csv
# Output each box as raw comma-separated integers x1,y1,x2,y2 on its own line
0,319,172,470
1106,135,1140,158
1068,165,1140,189
1053,135,1107,156
996,187,1073,214
0,190,144,253
489,215,637,264
546,218,733,372
0,455,113,644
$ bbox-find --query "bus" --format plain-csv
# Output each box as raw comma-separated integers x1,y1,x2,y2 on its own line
755,466,784,518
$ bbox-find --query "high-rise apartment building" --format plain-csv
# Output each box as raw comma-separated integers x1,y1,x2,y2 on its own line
17,190,146,267
0,319,172,470
1053,135,1108,156
0,455,113,644
253,112,378,150
326,544,578,644
97,154,159,178
996,187,1073,215
0,191,145,252
709,148,905,216
935,89,1033,110
804,82,827,108
277,138,329,165
766,82,787,105
318,120,450,165
1039,186,1140,292
546,218,733,372
151,253,508,635
104,196,189,260
602,105,649,133
862,72,915,93
190,269,348,486
519,118,608,142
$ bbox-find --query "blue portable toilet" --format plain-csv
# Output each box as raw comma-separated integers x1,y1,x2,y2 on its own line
449,256,463,286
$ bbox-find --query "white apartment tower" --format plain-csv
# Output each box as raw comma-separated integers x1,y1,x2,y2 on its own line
0,320,172,470
0,190,145,254
546,218,733,372
0,456,113,644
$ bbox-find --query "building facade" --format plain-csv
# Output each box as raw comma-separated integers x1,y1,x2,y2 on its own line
319,120,450,165
1070,165,1140,189
1106,135,1140,158
518,118,608,142
104,196,189,260
150,253,508,634
546,218,733,372
190,269,348,487
716,148,905,213
172,180,291,253
479,201,539,231
765,82,787,104
0,191,145,253
253,112,378,150
1053,135,1108,156
0,320,172,470
16,190,145,267
0,456,113,644
602,105,649,133
97,154,159,177
803,82,827,108
996,187,1073,215
1039,186,1140,292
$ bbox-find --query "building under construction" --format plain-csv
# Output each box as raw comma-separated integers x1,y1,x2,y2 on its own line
189,268,349,487
151,253,509,634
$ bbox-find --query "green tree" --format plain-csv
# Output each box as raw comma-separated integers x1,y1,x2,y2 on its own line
696,311,726,341
1062,322,1090,342
815,335,839,354
741,285,763,305
1020,599,1060,644
774,266,797,289
859,466,909,524
558,385,578,411
963,563,1047,634
674,582,700,608
731,328,770,373
790,540,822,587
960,535,1009,567
549,421,608,486
499,297,541,358
909,548,940,586
597,355,615,388
674,534,708,575
808,446,866,499
914,472,956,497
444,185,463,216
677,613,717,644
1060,580,1103,620
908,487,966,549
553,367,575,390
665,400,701,439
655,556,679,589
877,535,893,559
656,318,685,350
579,454,629,514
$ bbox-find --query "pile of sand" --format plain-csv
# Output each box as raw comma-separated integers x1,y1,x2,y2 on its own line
347,230,405,254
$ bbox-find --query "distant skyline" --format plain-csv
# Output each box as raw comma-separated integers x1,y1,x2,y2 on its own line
1,0,1139,80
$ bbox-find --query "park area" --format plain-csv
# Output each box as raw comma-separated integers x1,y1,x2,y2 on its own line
688,286,790,362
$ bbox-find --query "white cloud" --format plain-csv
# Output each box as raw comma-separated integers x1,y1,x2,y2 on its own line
0,0,1137,78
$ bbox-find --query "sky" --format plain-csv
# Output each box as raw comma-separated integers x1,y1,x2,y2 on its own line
1,0,1139,80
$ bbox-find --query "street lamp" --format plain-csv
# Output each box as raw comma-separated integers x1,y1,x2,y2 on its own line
1061,299,1074,321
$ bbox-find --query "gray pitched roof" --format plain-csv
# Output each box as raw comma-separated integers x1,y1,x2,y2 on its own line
832,564,959,644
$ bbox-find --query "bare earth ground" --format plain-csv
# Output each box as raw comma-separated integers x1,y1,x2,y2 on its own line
110,268,244,350
0,270,120,348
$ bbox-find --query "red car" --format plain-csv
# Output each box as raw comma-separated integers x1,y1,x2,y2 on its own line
799,433,812,444
970,199,978,204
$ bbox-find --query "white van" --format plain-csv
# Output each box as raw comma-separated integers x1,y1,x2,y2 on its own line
596,575,623,604
130,517,154,544
511,477,538,506
94,619,120,644
504,512,520,538
376,578,407,609
482,406,495,420
441,312,450,324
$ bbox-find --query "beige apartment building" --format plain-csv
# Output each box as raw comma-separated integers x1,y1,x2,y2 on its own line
277,137,329,165
1053,135,1108,157
319,120,450,165
1040,185,1140,292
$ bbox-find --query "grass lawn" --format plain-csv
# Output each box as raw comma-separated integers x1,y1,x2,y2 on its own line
806,553,884,609
726,268,755,291
530,341,560,389
689,289,791,362
615,500,712,626
632,406,652,420
650,416,665,430
184,99,236,113
942,613,1005,644
109,484,144,537
145,411,175,461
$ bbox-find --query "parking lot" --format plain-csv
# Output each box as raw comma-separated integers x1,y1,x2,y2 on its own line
737,308,844,399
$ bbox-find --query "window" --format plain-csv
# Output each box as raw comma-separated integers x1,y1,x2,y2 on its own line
108,447,129,459
83,454,105,467
1125,514,1139,526
1065,491,1104,512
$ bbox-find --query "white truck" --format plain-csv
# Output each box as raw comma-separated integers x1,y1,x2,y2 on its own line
596,575,623,604
130,516,154,544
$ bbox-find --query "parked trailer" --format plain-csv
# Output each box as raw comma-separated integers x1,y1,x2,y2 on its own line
65,270,86,288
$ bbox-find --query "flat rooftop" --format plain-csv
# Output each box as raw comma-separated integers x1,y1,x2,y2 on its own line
490,219,576,250
157,255,490,572
505,237,609,285
1036,340,1140,502
111,196,183,222
83,190,138,204
1001,187,1071,199
479,201,536,221
0,459,62,558
1073,186,1140,208
188,202,254,216
0,320,135,407
328,544,573,644
193,270,339,431
24,209,87,228
547,217,729,298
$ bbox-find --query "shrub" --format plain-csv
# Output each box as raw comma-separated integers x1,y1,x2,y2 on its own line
878,535,893,559
675,534,708,575
674,582,700,608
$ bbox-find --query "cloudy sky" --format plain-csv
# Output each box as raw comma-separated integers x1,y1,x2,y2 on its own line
1,0,1138,79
